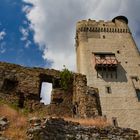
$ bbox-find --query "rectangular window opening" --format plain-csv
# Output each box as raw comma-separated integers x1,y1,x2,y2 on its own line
112,117,118,127
18,92,25,108
136,89,140,102
2,79,18,92
106,86,111,94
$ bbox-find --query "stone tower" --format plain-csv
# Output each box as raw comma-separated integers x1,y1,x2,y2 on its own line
76,16,140,131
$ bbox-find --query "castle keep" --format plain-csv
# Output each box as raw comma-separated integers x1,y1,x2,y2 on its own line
76,16,140,131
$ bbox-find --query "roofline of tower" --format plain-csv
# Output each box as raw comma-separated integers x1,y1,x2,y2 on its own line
112,16,128,24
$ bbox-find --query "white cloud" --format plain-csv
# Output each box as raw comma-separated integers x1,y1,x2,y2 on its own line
0,31,6,41
0,30,6,53
22,0,92,70
20,27,31,48
25,40,31,48
0,42,6,54
22,5,32,14
20,27,29,41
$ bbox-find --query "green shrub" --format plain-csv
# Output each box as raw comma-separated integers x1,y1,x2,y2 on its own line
60,66,73,90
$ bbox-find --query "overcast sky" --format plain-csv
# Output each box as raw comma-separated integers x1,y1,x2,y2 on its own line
0,0,140,104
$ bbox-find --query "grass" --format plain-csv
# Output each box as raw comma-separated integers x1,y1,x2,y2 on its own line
64,117,110,128
0,102,109,139
0,104,27,140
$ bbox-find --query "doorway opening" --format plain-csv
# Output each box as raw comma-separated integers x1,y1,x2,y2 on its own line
112,117,118,127
18,92,25,108
2,79,18,92
40,82,52,105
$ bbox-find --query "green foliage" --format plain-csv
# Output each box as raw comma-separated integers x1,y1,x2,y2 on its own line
10,100,19,111
22,107,30,115
0,99,5,105
60,66,73,90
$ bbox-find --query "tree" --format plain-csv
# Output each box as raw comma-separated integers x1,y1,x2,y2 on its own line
60,66,73,90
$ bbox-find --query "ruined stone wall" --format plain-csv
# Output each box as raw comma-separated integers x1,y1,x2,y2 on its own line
76,16,140,132
0,61,101,118
0,62,71,114
73,74,102,118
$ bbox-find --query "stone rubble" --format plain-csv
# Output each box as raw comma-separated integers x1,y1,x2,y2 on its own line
0,117,9,131
0,117,9,140
27,117,140,140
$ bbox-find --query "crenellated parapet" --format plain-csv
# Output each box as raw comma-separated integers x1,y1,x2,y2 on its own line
75,16,130,47
76,25,130,33
76,16,129,33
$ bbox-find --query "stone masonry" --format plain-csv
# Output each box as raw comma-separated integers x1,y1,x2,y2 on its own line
0,61,101,118
76,16,140,132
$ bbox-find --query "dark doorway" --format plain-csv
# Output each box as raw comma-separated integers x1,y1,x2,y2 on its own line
2,79,18,92
18,93,25,108
112,117,118,127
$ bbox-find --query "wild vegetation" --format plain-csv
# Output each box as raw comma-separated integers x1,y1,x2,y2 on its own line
0,102,109,140
60,66,73,90
0,104,27,140
64,117,109,128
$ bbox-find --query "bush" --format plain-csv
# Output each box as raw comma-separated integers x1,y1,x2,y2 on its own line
60,66,73,90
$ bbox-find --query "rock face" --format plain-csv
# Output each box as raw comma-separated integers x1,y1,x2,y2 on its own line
0,61,101,118
27,117,140,140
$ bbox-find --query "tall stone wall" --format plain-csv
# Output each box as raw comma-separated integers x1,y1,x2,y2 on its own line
76,16,140,132
0,61,101,118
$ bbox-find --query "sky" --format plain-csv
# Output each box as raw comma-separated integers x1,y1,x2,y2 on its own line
0,0,140,104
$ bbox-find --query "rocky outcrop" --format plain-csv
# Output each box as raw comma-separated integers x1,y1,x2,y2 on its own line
27,117,140,140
